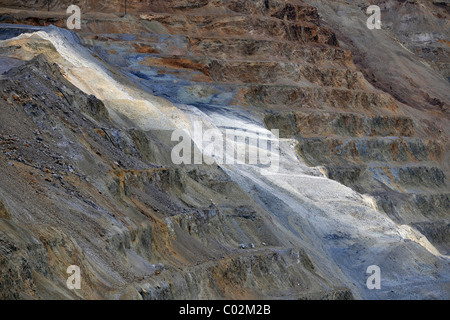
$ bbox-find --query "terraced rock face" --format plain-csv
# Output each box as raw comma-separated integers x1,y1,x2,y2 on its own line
367,0,450,82
0,0,449,299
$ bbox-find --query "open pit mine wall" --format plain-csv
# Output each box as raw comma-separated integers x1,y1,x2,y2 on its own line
0,0,449,299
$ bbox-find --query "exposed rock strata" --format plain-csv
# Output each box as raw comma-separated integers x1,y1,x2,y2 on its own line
0,0,448,300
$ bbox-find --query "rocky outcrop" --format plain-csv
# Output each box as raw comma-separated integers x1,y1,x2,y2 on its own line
0,52,349,299
0,0,449,300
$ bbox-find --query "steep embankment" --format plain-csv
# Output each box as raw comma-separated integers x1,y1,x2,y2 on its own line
0,0,449,299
